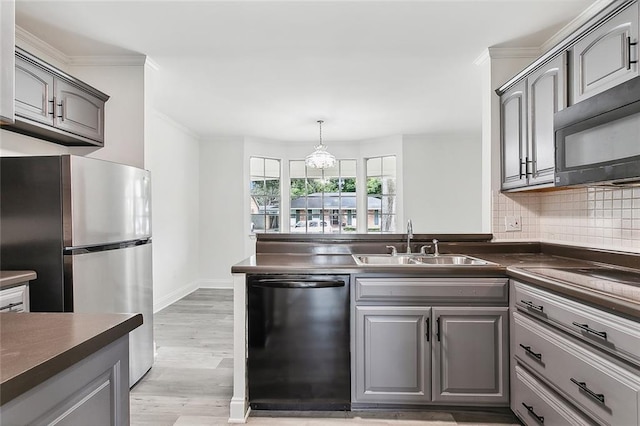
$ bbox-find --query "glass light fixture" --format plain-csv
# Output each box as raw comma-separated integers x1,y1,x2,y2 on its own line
305,120,336,169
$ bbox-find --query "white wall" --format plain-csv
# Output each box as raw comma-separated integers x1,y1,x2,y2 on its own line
403,133,483,233
145,110,201,312
199,136,246,288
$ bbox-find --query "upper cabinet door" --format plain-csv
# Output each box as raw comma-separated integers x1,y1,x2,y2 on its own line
571,2,639,104
527,54,566,186
500,81,527,191
0,0,15,124
54,79,105,143
15,56,54,127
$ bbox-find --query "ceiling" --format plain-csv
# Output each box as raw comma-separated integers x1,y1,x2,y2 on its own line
15,0,596,142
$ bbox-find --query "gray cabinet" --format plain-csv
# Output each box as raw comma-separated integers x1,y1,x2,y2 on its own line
354,306,431,403
509,280,640,426
500,81,527,190
1,335,130,426
571,1,639,104
353,277,509,407
0,0,14,124
432,307,508,404
4,47,108,146
501,55,565,191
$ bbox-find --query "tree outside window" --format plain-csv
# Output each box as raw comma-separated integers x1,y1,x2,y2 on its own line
250,157,281,233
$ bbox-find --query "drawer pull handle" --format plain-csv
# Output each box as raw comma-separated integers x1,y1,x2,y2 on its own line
519,343,542,360
571,322,607,339
570,378,605,404
436,317,441,342
522,402,544,424
521,300,544,312
0,301,24,311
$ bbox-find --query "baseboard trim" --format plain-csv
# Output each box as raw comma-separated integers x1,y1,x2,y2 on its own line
198,279,233,289
153,280,199,313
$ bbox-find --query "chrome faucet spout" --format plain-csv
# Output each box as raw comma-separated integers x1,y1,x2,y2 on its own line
406,220,413,254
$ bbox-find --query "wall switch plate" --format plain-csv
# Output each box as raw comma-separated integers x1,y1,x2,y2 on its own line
505,216,522,232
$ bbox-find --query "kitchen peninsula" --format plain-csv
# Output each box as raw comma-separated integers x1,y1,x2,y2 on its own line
229,234,640,425
0,312,142,425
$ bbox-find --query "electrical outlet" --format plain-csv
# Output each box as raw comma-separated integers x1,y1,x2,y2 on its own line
505,216,522,232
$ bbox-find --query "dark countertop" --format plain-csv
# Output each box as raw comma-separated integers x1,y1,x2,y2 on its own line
0,271,37,290
232,251,640,320
0,312,143,405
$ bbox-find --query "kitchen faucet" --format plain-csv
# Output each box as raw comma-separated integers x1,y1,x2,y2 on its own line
406,219,413,254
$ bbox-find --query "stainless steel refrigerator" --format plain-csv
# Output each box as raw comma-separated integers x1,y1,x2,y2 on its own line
0,155,154,386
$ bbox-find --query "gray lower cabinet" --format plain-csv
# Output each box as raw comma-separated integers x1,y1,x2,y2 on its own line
432,307,508,404
4,47,108,146
571,1,639,104
355,306,431,403
509,279,640,426
353,277,509,407
0,335,130,426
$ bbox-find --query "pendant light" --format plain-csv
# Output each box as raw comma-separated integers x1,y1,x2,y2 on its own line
305,120,336,169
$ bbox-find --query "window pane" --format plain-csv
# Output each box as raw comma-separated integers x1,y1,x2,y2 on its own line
380,214,396,233
367,177,381,195
341,177,357,193
381,195,396,215
382,177,396,195
290,160,306,179
264,159,280,178
382,156,396,177
250,157,264,176
250,157,280,234
366,157,382,177
341,160,357,178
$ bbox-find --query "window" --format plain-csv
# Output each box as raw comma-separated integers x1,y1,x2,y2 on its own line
250,157,281,233
290,159,357,234
366,155,396,233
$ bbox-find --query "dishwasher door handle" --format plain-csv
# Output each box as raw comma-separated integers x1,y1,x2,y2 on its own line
252,278,346,289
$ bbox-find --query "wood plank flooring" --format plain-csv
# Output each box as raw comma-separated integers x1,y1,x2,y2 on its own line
130,289,521,426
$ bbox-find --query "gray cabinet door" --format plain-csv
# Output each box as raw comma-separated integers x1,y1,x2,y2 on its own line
15,55,54,126
500,80,527,190
527,54,566,186
432,307,509,404
55,79,105,143
354,306,431,403
571,2,639,104
0,0,14,124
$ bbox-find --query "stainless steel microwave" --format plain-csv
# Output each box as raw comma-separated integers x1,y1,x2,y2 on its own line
554,76,640,187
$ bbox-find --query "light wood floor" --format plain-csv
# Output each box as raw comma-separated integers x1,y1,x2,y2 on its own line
130,289,521,426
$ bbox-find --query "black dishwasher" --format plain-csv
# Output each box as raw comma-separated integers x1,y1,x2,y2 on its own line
247,274,350,411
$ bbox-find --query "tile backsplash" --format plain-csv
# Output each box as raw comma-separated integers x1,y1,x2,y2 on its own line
493,187,640,253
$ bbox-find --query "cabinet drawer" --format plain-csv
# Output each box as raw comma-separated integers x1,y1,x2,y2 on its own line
514,280,640,365
514,312,640,426
355,278,507,303
514,364,596,426
0,285,27,312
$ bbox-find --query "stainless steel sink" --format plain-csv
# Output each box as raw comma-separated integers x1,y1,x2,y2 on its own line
352,255,422,265
352,254,493,266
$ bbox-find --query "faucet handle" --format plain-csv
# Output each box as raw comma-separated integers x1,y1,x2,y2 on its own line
432,239,440,256
385,245,398,256
419,245,431,255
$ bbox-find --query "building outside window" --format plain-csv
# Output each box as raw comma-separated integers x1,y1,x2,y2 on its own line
290,159,357,234
250,157,281,233
366,155,396,233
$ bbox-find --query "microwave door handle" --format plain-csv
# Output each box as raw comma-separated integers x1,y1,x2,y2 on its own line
628,36,638,70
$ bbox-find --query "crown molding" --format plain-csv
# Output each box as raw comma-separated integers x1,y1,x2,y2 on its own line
541,0,617,52
487,47,541,59
16,25,147,67
15,25,70,65
69,55,147,66
145,56,161,71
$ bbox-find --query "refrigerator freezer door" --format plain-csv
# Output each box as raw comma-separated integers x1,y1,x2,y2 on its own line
67,156,151,248
68,243,154,386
